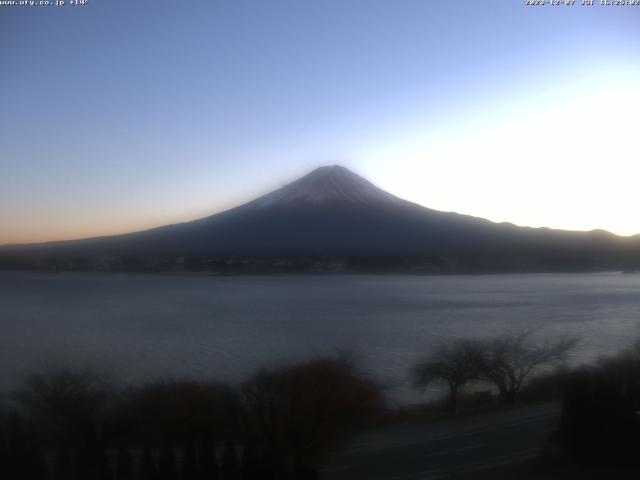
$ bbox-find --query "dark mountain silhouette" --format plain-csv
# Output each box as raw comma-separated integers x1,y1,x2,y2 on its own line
2,165,640,273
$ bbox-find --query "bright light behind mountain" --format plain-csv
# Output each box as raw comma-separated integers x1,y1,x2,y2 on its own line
372,69,640,236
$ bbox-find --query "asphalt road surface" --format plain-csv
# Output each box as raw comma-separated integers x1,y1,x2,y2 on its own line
319,402,560,480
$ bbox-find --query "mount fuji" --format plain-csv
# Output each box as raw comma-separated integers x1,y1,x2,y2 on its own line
2,165,640,273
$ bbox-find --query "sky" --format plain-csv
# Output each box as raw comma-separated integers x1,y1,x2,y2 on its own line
1,0,640,245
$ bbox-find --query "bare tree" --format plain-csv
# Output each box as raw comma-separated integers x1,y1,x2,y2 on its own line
413,340,486,416
13,367,115,445
13,367,116,480
483,330,578,404
241,356,382,476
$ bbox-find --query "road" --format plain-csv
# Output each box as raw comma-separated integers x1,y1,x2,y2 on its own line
319,402,560,480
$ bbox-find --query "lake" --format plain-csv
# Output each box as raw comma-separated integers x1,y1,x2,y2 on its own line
1,271,639,403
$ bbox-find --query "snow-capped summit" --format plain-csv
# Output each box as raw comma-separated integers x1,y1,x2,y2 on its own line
250,165,400,208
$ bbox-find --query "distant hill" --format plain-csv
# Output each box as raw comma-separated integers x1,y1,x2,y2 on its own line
2,165,640,273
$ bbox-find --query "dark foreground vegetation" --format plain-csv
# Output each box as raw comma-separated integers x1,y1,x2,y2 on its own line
548,339,640,473
0,357,381,480
4,333,640,479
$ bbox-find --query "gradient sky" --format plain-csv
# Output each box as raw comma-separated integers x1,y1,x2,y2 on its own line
2,0,640,245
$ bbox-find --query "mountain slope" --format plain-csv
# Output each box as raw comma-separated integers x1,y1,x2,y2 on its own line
2,166,640,273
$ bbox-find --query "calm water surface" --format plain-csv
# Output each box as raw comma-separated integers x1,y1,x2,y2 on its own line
2,271,639,403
